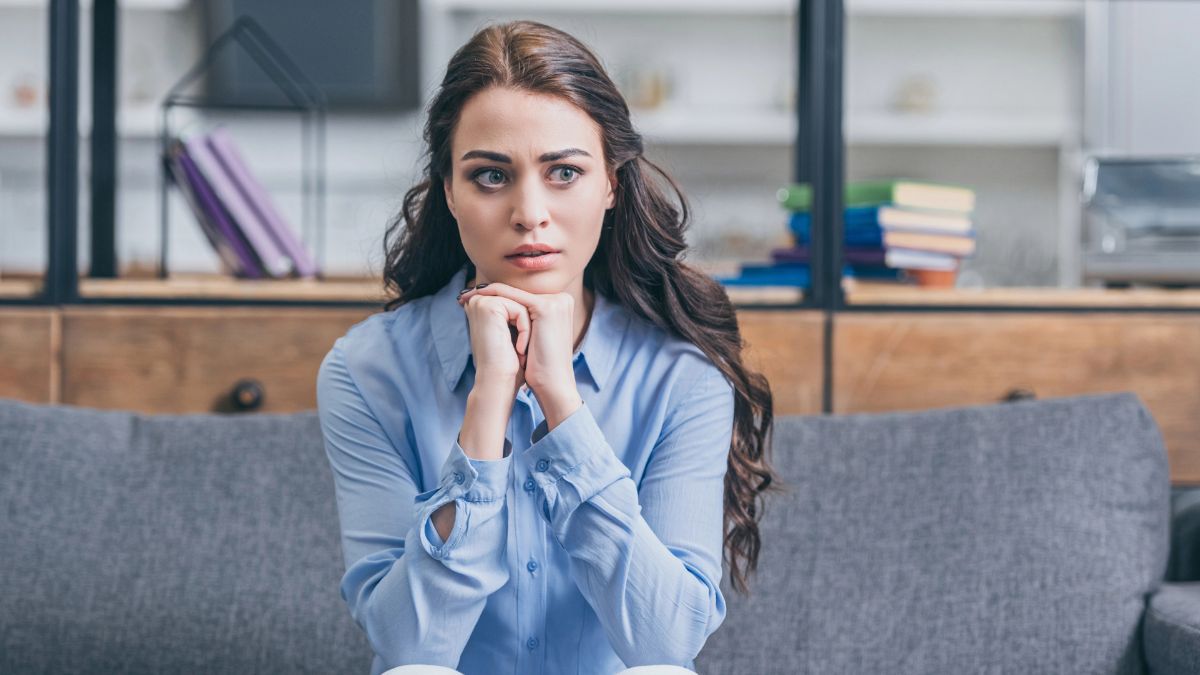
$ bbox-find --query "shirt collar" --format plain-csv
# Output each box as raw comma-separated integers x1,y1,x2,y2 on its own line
427,264,629,393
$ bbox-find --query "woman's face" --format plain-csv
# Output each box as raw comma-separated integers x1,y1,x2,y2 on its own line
443,86,616,294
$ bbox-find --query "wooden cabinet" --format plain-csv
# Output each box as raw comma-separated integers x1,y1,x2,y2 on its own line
0,309,57,404
6,304,1198,483
50,306,824,417
834,313,1200,484
60,307,376,414
736,310,825,416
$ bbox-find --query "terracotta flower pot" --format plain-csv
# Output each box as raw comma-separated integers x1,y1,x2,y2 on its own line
911,263,958,288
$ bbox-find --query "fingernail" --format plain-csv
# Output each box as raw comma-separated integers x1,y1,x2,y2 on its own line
475,283,489,289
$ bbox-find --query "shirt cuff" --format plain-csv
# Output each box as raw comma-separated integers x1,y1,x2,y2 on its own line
525,401,630,527
413,437,514,559
440,434,513,502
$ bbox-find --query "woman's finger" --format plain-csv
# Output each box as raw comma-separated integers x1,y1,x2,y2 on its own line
458,282,543,311
513,301,531,355
472,294,530,355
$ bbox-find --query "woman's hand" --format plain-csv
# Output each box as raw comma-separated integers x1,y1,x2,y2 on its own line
458,282,582,428
459,288,531,396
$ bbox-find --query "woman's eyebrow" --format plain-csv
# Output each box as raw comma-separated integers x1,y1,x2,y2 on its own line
460,148,592,163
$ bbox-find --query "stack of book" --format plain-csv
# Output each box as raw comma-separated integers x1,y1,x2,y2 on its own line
776,180,977,282
713,179,976,289
163,126,318,279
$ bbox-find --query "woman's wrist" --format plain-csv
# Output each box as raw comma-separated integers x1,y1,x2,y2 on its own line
537,388,583,432
459,381,515,460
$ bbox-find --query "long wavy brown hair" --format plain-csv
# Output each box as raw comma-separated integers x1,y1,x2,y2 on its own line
381,20,782,595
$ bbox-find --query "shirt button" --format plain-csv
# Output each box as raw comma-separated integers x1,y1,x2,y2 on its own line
453,471,464,484
526,637,539,650
523,478,536,492
527,560,538,573
535,459,550,472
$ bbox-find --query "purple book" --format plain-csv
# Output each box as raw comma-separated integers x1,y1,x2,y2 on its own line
206,126,319,278
771,245,888,266
165,143,244,276
185,133,293,278
174,142,265,279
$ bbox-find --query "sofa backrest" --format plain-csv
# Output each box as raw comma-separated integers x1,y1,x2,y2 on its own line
0,399,372,673
697,392,1170,675
0,392,1171,674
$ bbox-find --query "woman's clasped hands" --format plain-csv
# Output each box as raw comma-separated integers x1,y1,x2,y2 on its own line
457,282,584,429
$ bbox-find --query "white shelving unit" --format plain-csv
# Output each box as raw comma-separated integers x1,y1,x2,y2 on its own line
846,0,1082,18
847,112,1075,147
435,0,1085,18
0,0,1090,284
0,0,189,9
435,0,792,14
631,108,1075,147
0,0,1085,152
0,105,159,139
434,0,1087,287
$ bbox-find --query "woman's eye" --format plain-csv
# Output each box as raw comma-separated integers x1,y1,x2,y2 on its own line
551,166,580,183
474,169,506,187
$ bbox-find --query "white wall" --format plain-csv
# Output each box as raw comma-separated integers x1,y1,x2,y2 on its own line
1102,0,1200,155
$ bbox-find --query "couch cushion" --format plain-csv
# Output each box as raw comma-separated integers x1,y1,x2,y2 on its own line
1143,582,1200,673
0,399,371,674
697,392,1170,675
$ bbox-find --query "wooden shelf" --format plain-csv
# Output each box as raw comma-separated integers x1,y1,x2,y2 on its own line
74,275,803,306
846,280,1200,308
13,274,1198,309
722,286,806,305
0,279,42,299
69,273,805,306
79,276,391,303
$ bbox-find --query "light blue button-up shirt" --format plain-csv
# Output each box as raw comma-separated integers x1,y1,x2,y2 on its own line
316,264,735,675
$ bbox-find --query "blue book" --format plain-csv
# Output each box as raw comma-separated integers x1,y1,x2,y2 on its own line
715,263,813,287
845,265,907,281
789,207,977,244
791,213,885,246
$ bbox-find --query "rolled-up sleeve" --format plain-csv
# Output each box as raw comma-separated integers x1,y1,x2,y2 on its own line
523,364,735,667
316,340,512,669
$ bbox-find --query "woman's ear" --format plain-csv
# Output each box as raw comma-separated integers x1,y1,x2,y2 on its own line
605,171,617,210
443,176,457,219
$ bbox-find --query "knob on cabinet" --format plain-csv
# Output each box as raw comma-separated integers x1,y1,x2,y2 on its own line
1002,388,1036,403
228,378,265,412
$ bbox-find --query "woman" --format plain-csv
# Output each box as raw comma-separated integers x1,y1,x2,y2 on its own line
317,20,780,675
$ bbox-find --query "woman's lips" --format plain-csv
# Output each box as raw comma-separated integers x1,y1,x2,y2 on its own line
505,251,561,270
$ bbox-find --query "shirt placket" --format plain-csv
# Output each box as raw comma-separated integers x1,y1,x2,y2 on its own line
512,383,548,675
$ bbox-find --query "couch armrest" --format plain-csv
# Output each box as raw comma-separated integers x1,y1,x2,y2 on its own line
1167,491,1200,581
1144,582,1200,674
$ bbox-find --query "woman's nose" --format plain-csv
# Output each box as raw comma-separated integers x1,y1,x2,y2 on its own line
510,177,551,230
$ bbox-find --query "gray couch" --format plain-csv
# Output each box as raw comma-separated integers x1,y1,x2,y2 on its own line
2,392,1200,674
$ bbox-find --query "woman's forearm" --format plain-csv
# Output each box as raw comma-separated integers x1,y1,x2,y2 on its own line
433,379,515,541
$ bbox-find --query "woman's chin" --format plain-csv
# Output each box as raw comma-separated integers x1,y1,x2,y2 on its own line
502,274,567,295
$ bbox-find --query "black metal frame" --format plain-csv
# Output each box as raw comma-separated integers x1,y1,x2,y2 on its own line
797,0,845,411
43,0,80,306
89,0,117,279
157,15,328,282
13,0,1200,322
